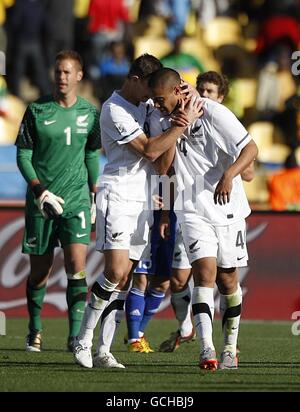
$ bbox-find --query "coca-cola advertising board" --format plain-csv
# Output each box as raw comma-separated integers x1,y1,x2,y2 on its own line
0,208,300,320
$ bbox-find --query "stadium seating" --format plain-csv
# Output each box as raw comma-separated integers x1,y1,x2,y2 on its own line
180,36,219,72
203,17,243,49
243,173,269,205
248,121,275,152
258,143,291,169
134,36,172,59
235,78,257,110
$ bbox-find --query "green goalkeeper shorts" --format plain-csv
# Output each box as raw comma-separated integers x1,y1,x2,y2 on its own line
22,207,91,255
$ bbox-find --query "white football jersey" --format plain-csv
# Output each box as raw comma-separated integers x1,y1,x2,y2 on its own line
99,91,155,201
149,98,252,225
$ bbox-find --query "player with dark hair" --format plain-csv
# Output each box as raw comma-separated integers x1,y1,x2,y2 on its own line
73,55,202,368
16,50,101,353
148,67,258,370
158,71,255,353
196,71,229,103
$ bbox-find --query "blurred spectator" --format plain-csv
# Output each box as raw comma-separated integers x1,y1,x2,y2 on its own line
73,0,91,63
7,0,51,98
160,35,205,84
255,2,300,65
45,0,74,66
162,0,191,42
138,0,162,19
87,0,131,67
274,91,300,149
192,0,230,27
256,44,297,119
96,40,130,103
268,150,300,211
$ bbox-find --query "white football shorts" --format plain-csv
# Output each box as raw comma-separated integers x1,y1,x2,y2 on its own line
179,214,248,268
96,189,151,261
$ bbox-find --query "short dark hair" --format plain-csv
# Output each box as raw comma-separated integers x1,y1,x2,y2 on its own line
128,54,163,79
148,67,181,89
55,50,83,71
196,71,229,98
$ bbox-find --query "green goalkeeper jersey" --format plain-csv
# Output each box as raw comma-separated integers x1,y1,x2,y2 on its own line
16,95,101,217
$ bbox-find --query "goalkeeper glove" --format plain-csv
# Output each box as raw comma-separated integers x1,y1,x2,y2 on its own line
33,184,65,219
90,192,96,227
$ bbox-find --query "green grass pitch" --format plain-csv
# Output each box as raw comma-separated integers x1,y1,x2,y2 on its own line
0,318,300,392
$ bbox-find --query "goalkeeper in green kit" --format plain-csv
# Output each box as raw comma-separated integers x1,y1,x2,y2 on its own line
15,50,101,352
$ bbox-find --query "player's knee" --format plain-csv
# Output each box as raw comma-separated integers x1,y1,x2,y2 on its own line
193,267,216,287
105,267,128,284
149,277,170,293
170,277,188,292
216,268,238,294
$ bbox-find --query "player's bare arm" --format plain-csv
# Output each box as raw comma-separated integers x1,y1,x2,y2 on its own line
214,139,258,205
241,160,255,182
128,98,203,162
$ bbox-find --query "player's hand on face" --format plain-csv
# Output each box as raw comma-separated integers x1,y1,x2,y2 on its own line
171,99,190,127
184,96,204,124
213,173,233,205
159,210,170,240
180,80,198,101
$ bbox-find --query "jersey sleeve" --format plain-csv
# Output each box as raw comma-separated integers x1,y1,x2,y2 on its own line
211,102,252,157
148,109,166,137
86,107,102,151
16,146,38,184
15,106,37,149
102,104,144,145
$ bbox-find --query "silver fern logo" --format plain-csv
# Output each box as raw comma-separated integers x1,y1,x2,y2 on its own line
158,221,268,313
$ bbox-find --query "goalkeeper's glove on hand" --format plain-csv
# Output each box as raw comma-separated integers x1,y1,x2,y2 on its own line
33,184,65,219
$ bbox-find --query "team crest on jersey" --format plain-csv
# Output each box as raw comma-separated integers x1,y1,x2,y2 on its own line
190,120,204,140
76,114,88,133
76,115,88,127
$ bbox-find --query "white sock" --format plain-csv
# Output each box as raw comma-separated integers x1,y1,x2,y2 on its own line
78,273,119,347
96,290,127,356
192,286,215,351
219,284,242,356
171,287,193,337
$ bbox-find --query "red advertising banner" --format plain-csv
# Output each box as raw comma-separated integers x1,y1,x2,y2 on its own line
0,208,300,320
